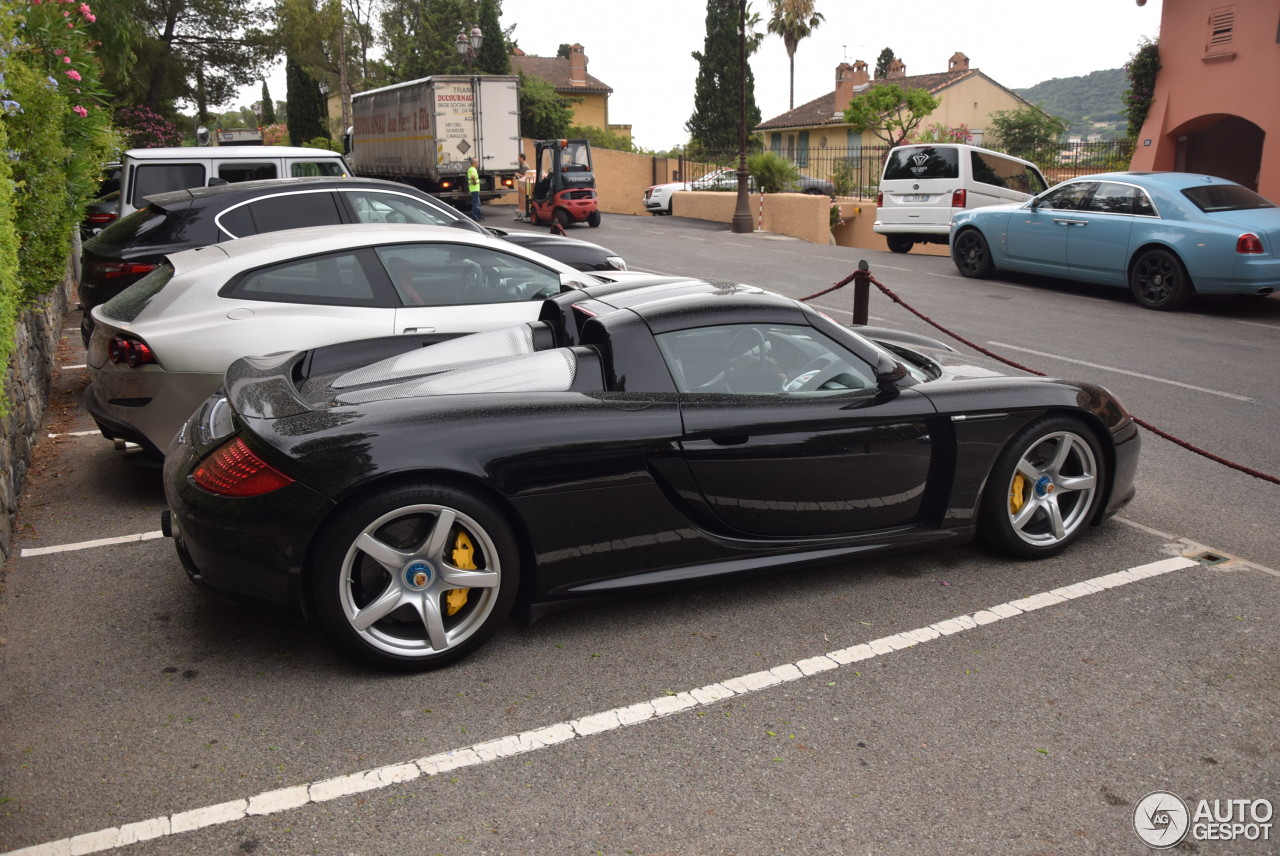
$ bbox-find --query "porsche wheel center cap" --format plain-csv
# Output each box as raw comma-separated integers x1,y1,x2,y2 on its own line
1035,475,1055,497
405,561,434,589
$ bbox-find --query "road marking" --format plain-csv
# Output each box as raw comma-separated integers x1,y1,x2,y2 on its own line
988,341,1253,402
1235,319,1280,331
0,555,1197,856
61,364,86,370
46,430,100,439
20,531,164,557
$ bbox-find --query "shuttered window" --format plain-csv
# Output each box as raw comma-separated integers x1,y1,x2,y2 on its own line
1206,5,1236,53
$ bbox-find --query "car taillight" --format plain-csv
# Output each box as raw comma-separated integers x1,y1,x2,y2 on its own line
108,334,157,368
1236,233,1264,254
193,437,295,497
96,261,157,280
952,189,967,208
877,191,883,207
86,212,117,226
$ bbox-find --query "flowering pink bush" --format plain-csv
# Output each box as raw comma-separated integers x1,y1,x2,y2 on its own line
262,123,289,146
115,105,185,148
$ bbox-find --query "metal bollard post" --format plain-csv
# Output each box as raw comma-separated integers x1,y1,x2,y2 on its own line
852,259,870,325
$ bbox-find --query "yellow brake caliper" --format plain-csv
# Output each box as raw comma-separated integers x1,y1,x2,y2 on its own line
445,531,475,616
1009,473,1027,514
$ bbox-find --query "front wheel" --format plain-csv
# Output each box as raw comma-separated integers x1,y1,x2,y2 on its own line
309,483,519,671
952,229,995,278
978,416,1106,558
1129,248,1193,310
553,208,571,230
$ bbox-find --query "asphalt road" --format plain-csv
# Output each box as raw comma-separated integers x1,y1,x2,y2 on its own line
1,210,1276,856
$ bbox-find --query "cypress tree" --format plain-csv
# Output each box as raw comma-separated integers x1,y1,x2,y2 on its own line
685,0,761,152
286,58,329,144
476,0,509,75
261,80,277,125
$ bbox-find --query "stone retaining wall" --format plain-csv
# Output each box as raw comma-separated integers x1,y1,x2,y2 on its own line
0,278,70,560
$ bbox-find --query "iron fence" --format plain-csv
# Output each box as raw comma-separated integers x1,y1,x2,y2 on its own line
669,140,1137,198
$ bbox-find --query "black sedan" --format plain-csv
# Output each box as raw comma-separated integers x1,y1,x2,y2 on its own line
78,176,626,345
163,278,1140,671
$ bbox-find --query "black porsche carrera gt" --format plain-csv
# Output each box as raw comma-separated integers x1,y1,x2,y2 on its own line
162,277,1139,671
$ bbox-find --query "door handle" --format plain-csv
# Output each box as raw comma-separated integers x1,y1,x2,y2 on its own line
402,327,436,334
711,435,749,446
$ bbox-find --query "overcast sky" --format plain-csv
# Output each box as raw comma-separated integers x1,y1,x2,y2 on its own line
241,0,1164,151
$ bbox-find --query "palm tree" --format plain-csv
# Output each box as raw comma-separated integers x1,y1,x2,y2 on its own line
767,0,825,110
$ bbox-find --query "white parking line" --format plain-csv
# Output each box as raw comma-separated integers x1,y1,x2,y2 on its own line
46,430,100,439
60,364,86,370
1,555,1197,856
988,341,1253,402
1235,319,1280,331
20,531,164,557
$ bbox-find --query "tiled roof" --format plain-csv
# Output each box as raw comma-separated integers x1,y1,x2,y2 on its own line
757,68,1029,131
510,54,613,94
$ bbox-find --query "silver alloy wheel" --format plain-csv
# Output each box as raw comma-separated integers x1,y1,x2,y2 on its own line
337,503,502,659
1004,430,1099,549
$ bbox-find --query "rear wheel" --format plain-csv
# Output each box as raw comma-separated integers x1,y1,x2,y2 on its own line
587,210,601,227
309,483,519,671
1129,248,1193,310
886,235,914,254
952,229,994,278
978,416,1106,558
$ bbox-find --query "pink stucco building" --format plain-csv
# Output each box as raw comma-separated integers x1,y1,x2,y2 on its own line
1129,0,1280,201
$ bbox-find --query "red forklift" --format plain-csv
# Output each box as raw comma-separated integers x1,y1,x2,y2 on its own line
529,138,601,228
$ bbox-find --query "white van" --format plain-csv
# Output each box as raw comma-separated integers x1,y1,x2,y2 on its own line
874,143,1048,253
117,146,351,216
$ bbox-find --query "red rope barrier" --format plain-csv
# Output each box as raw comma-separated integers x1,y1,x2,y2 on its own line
800,269,1280,486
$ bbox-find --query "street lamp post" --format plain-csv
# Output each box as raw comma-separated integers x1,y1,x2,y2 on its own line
730,0,754,234
455,24,484,72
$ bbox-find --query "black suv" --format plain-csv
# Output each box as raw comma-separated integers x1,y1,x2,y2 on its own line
78,176,627,345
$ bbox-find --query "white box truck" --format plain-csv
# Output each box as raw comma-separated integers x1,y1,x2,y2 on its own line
347,75,521,204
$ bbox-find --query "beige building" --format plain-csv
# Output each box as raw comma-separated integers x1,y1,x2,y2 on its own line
756,53,1040,163
510,44,630,139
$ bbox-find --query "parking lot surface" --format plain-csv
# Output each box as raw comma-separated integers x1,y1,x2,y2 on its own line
2,211,1277,855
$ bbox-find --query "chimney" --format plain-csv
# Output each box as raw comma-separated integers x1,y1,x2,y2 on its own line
569,43,587,86
887,58,907,78
834,61,870,114
948,52,970,71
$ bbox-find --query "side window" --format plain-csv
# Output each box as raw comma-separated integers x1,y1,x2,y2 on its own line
973,152,1044,195
345,190,460,227
216,205,254,239
1038,182,1094,212
226,250,380,306
1083,182,1137,215
130,163,206,206
1134,189,1156,217
245,193,343,232
376,243,561,307
655,324,876,396
291,161,346,177
217,162,278,183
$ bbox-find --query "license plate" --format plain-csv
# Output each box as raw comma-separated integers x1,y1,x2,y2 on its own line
902,194,930,202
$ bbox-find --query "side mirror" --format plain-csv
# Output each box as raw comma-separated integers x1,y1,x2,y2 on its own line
874,353,908,396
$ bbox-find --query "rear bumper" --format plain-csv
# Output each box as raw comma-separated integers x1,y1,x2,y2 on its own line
83,369,224,456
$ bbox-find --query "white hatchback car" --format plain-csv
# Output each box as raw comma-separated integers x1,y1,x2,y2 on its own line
84,224,602,457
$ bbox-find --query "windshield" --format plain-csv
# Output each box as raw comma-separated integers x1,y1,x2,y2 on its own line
1181,184,1276,213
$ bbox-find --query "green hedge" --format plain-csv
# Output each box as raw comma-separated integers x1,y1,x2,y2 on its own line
0,1,117,413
